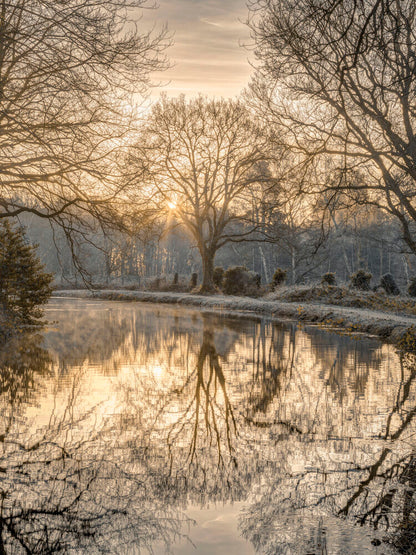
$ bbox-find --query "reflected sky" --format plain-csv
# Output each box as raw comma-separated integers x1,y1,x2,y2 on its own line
0,297,412,553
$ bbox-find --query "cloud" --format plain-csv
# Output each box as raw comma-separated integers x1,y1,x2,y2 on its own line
200,18,223,28
140,0,253,98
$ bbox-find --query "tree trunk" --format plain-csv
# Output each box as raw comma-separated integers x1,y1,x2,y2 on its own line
291,247,296,284
200,247,216,293
259,246,269,283
403,254,410,285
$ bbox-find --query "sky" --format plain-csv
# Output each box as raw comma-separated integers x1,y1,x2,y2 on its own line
142,0,253,98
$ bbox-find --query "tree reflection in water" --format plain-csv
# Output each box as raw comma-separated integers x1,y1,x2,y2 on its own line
0,330,189,554
239,348,416,554
3,299,416,553
336,351,416,553
115,308,416,553
118,313,249,506
0,331,51,416
166,315,237,469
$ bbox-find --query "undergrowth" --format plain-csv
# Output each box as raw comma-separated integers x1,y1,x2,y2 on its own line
269,284,416,317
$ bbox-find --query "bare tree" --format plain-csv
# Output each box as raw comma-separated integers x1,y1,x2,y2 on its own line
0,0,168,232
248,0,416,254
129,95,276,291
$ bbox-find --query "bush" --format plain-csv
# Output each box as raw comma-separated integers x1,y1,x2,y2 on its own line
223,266,247,295
222,267,261,296
408,278,416,297
0,221,53,326
380,273,400,296
321,272,336,286
213,267,224,288
272,268,287,289
249,271,261,288
190,272,198,288
350,269,372,291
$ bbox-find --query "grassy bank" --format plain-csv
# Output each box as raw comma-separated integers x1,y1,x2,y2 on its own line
269,284,416,316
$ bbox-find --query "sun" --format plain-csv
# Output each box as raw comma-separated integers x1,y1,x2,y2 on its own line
167,200,177,210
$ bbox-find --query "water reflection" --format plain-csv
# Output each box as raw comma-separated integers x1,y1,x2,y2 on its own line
239,353,416,554
0,331,50,413
1,298,415,553
0,327,189,553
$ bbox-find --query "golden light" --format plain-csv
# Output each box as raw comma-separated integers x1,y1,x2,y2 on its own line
167,200,177,210
152,365,164,378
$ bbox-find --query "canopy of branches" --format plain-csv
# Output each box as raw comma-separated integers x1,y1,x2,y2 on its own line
129,95,277,289
0,0,168,230
249,0,416,252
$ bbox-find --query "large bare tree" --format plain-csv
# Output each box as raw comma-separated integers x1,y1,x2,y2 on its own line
248,0,416,254
0,0,168,231
130,95,276,291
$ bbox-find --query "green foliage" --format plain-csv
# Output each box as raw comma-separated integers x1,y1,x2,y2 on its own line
0,221,53,327
272,268,286,288
408,278,416,298
321,272,336,286
380,273,400,296
350,269,372,291
213,267,224,288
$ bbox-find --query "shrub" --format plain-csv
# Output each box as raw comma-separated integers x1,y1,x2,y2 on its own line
0,221,53,326
408,278,416,297
380,273,400,296
350,269,372,291
321,272,336,286
249,271,261,288
213,267,224,288
223,266,250,295
272,268,287,289
398,326,416,352
190,272,198,288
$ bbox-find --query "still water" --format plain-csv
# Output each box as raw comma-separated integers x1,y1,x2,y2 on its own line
0,297,415,553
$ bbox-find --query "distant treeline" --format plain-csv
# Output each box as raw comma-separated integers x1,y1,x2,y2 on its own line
20,204,414,290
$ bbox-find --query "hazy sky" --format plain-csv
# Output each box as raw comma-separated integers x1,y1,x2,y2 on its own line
143,0,253,98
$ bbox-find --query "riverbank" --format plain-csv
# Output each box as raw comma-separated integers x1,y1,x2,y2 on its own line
55,289,416,349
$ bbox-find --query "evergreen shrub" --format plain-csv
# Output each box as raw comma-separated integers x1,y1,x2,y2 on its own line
350,269,372,291
321,272,336,286
272,268,287,289
213,267,224,288
0,221,53,326
380,273,400,296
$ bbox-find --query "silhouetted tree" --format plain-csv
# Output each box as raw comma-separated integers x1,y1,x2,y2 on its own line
249,0,416,254
130,96,276,291
0,0,168,238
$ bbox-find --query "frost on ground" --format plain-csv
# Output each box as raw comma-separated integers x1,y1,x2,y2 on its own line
56,287,416,348
269,284,416,315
